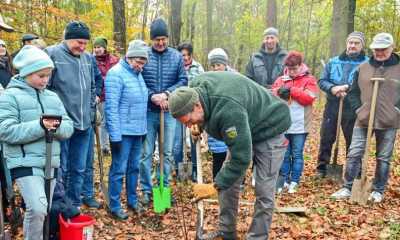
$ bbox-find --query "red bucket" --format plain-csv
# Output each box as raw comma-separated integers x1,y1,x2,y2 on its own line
59,214,96,240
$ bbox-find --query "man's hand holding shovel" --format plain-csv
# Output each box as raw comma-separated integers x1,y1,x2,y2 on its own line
331,84,349,98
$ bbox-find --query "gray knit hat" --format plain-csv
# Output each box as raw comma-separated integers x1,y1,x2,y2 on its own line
208,48,228,66
347,31,365,47
169,87,199,118
126,40,149,59
263,27,279,37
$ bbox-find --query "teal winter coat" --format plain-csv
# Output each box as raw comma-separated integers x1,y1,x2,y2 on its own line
0,76,73,172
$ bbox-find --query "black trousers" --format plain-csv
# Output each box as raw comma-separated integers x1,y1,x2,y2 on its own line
212,152,227,179
317,100,356,173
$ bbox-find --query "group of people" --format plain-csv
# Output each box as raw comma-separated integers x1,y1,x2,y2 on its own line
0,14,398,240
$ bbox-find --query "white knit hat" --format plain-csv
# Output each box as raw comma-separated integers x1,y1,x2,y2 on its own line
208,48,228,65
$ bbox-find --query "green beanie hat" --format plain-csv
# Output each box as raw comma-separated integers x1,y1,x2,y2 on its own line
169,87,199,118
94,37,107,48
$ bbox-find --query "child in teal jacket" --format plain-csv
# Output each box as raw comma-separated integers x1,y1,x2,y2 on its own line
0,45,73,240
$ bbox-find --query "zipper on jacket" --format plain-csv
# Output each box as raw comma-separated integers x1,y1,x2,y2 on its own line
36,90,45,113
20,145,26,158
158,54,161,92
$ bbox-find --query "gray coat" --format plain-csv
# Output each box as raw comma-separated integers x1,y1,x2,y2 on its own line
46,42,96,130
245,46,287,88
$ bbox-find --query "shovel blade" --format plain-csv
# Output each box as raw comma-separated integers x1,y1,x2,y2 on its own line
178,162,193,181
326,164,343,182
152,186,171,213
351,178,372,205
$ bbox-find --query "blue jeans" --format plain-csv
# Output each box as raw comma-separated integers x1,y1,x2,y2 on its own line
139,111,176,194
60,127,92,207
109,135,144,212
343,127,396,193
173,121,183,172
279,133,308,184
82,127,95,199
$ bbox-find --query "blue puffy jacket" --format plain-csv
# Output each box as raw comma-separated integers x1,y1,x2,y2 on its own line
142,47,188,111
105,59,149,142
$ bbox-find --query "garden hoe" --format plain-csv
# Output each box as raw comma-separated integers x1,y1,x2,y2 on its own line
326,96,344,181
351,77,384,205
94,125,110,208
153,111,171,213
178,125,192,181
41,114,62,240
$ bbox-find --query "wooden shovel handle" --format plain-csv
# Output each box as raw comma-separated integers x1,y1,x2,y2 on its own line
360,79,380,180
332,97,344,165
159,110,164,178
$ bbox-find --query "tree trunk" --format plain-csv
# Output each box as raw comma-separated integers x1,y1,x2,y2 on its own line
169,0,183,47
189,2,197,44
141,0,149,40
330,0,349,57
266,0,277,27
286,0,294,50
304,0,314,61
206,0,213,53
347,0,356,34
112,0,126,55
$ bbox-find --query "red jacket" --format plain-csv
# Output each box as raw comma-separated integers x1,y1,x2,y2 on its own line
272,64,318,133
95,52,119,101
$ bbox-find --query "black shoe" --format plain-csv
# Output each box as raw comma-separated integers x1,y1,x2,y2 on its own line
128,203,144,214
102,148,111,156
110,209,128,221
82,197,101,209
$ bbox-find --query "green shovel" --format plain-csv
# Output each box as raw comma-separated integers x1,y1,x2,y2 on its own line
153,110,171,213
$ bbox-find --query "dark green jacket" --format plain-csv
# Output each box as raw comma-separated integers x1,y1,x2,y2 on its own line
190,72,291,190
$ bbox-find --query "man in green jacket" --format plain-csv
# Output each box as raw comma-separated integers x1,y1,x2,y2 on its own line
169,71,290,240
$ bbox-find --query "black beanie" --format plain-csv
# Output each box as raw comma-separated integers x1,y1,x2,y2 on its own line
64,21,91,40
150,18,168,39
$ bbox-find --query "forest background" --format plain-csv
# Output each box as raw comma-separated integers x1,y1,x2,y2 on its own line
1,0,399,76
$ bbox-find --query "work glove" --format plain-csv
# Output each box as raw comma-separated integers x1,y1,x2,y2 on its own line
110,141,122,153
193,183,218,202
278,86,291,101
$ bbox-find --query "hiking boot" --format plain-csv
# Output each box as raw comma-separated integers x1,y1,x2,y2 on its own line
288,182,298,194
82,197,101,209
141,193,152,206
331,188,351,199
110,209,128,221
368,191,383,203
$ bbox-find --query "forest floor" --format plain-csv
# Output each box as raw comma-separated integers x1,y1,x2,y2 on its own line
13,99,400,240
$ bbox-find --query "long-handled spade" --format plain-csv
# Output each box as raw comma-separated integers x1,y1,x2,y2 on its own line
351,77,384,205
94,125,110,208
153,111,171,213
41,114,62,240
178,125,192,181
195,139,206,240
326,96,344,181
